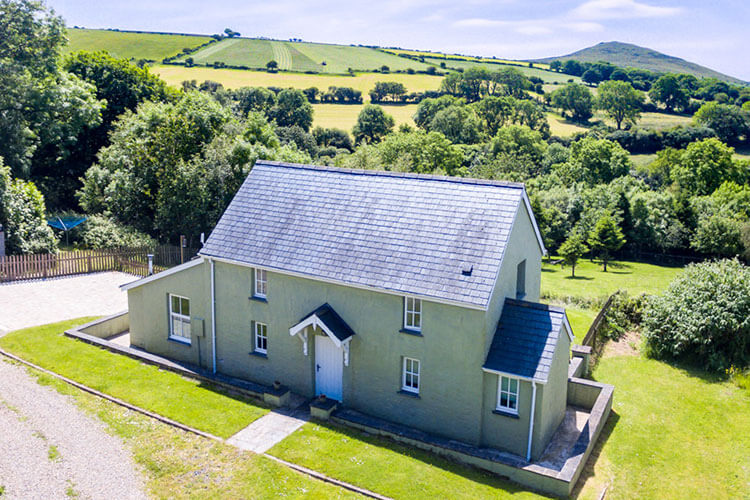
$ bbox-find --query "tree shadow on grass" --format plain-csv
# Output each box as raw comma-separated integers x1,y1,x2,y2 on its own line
563,275,594,281
570,410,620,499
301,419,558,499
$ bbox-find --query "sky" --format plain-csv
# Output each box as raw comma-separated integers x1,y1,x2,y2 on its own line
47,0,750,80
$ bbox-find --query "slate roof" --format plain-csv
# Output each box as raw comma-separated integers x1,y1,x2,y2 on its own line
483,299,569,383
298,303,355,343
200,160,543,309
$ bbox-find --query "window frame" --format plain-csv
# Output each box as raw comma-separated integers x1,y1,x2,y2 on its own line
168,293,191,344
254,268,267,299
401,357,421,394
403,296,422,332
496,375,520,414
254,321,268,355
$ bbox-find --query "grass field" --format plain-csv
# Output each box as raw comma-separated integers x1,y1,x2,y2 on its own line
175,38,435,74
381,48,550,70
546,112,590,137
65,28,212,60
0,319,268,438
423,56,579,84
312,103,417,129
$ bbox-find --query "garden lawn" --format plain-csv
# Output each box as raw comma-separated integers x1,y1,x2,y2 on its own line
0,318,268,438
541,258,682,303
582,355,750,499
565,307,598,343
65,28,212,60
29,369,360,499
268,422,547,500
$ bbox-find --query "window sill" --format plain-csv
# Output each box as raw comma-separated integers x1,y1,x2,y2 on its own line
493,409,519,419
397,389,420,398
399,328,423,337
168,336,191,346
249,296,268,303
249,351,268,359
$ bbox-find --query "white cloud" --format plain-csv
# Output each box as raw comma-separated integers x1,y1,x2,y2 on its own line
570,0,682,20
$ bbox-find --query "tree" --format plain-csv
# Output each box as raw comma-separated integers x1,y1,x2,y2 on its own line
493,67,529,98
0,158,57,255
643,259,750,371
313,127,353,151
648,74,689,113
371,130,464,175
369,81,407,103
597,81,644,129
670,138,746,196
582,68,602,86
588,213,626,271
549,60,562,72
230,86,277,116
414,95,460,129
562,60,584,76
352,104,394,144
556,137,631,185
558,232,588,277
427,105,483,144
551,83,593,122
693,101,749,146
266,60,278,71
472,96,515,136
268,88,313,131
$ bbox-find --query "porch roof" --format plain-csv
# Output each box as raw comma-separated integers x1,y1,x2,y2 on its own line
293,303,355,344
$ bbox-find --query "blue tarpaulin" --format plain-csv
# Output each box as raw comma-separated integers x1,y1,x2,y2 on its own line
47,216,87,231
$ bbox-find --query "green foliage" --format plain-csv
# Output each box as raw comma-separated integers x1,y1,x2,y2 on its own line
693,101,749,145
352,104,395,144
77,215,156,249
369,81,406,103
268,88,313,131
427,105,483,144
0,158,57,254
600,291,646,341
670,138,745,196
413,95,461,129
558,231,588,277
648,74,689,113
551,83,594,122
597,80,644,129
643,259,750,371
588,212,626,271
555,137,631,185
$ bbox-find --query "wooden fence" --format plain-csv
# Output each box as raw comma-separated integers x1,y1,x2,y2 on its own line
0,246,200,283
581,293,616,351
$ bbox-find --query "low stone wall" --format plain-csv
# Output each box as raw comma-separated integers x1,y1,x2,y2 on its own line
76,312,129,339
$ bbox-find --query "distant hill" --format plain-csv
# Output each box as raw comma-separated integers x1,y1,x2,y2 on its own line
535,41,747,85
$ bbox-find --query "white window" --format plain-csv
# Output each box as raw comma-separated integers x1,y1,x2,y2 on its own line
403,296,422,332
169,294,191,343
497,376,520,414
254,268,267,299
254,322,268,354
401,357,420,394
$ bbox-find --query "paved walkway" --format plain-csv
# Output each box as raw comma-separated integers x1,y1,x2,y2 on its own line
0,272,134,333
0,357,146,499
228,395,309,453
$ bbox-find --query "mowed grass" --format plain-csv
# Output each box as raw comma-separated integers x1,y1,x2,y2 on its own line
176,38,434,74
312,103,417,129
65,28,212,60
0,318,269,438
565,307,598,343
27,367,361,499
582,355,750,499
547,112,589,137
268,422,547,500
153,64,443,95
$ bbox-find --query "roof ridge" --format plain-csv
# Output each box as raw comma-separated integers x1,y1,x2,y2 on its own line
254,160,527,189
505,298,566,314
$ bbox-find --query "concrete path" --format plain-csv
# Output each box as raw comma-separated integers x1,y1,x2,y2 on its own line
0,272,133,333
228,396,309,453
0,357,146,499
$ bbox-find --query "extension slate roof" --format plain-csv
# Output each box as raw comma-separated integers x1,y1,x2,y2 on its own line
483,299,571,383
199,161,544,309
297,303,355,343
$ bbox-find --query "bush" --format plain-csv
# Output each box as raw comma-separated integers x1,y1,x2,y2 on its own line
643,259,750,371
79,215,156,249
600,291,646,341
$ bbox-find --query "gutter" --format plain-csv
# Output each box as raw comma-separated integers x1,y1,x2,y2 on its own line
210,258,217,374
526,381,537,462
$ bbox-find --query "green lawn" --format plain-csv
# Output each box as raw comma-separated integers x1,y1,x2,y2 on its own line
565,307,598,343
175,38,434,74
28,369,360,499
0,318,268,438
65,28,212,60
583,355,750,499
269,422,547,500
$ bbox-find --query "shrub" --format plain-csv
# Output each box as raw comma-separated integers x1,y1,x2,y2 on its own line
600,291,646,341
643,259,750,371
79,215,156,249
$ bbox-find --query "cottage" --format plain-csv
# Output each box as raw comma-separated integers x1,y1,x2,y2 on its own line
122,160,574,461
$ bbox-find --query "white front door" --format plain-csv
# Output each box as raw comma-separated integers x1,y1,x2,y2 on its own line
315,335,343,402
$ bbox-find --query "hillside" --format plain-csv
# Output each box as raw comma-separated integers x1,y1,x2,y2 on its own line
64,28,212,61
535,41,746,84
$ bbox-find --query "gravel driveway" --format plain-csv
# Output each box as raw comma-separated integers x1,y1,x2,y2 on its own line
0,272,134,334
0,358,146,499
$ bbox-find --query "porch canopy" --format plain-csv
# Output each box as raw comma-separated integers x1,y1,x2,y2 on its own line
289,303,355,365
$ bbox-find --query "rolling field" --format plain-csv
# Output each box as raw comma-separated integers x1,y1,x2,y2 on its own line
312,103,417,130
423,56,577,84
153,64,443,95
381,48,550,70
176,38,435,73
65,28,212,60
